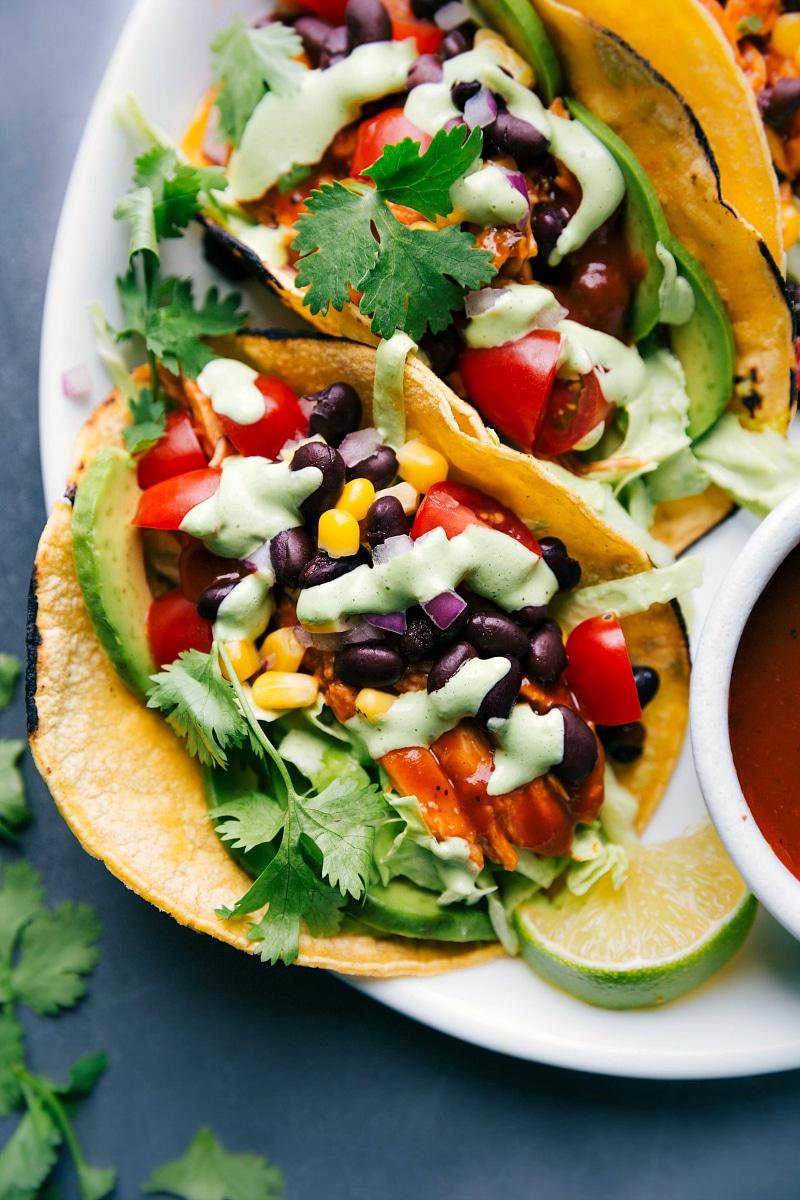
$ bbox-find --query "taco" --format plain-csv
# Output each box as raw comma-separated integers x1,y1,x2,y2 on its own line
171,0,797,555
28,331,692,976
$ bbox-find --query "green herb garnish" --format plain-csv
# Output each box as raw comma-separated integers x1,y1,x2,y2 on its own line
211,16,305,148
142,1127,285,1200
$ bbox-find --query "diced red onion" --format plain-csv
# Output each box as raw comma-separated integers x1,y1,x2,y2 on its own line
340,620,383,645
372,533,414,565
537,302,569,330
298,396,317,421
338,426,382,468
61,364,92,399
422,590,467,630
435,0,471,29
465,288,504,318
445,116,466,134
366,611,408,634
201,103,229,167
293,624,341,652
464,88,498,131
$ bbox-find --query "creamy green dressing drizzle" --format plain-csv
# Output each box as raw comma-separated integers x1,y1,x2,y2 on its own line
403,43,624,262
181,456,322,558
296,523,558,626
346,656,511,757
215,573,275,643
197,358,264,425
450,163,528,226
227,217,290,270
463,283,560,347
373,333,417,449
228,41,416,202
656,242,695,326
486,704,564,795
551,554,704,633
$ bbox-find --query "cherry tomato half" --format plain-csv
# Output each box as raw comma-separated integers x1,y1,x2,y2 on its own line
134,468,221,531
178,539,249,604
147,588,213,668
459,331,563,451
533,370,612,457
217,375,307,460
295,0,347,22
351,108,432,178
411,481,541,554
565,613,642,726
383,0,442,53
136,410,207,491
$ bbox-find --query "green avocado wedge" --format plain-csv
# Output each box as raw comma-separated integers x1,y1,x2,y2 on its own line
351,879,496,942
469,0,562,103
567,100,736,440
71,447,156,699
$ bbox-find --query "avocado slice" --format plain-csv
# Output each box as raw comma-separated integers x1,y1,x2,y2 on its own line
71,447,157,698
469,0,562,104
566,99,736,440
351,879,495,942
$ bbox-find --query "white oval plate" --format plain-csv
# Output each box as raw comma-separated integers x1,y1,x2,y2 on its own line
40,0,800,1079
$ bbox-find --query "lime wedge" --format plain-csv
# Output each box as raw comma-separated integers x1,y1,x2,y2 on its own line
514,821,756,1009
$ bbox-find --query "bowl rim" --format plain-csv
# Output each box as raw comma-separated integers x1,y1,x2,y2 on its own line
691,486,800,940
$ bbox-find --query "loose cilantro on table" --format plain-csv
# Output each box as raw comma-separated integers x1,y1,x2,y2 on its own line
211,16,305,149
294,125,497,340
0,656,20,714
141,1127,285,1200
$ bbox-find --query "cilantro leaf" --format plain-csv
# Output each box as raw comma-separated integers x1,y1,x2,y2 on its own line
0,1012,24,1117
146,280,247,378
114,187,159,260
736,14,762,33
277,163,312,194
116,267,149,339
296,778,386,898
134,147,227,241
0,655,20,711
147,650,249,768
57,1052,109,1101
293,183,380,315
365,125,483,221
10,903,101,1015
142,1127,285,1200
0,861,44,966
212,16,305,148
123,387,167,455
0,1081,61,1200
210,790,287,853
0,742,31,841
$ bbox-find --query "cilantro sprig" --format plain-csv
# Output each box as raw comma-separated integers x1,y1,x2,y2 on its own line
142,1127,285,1200
211,16,305,149
294,125,497,340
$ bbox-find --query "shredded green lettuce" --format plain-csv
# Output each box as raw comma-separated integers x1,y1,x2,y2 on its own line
692,412,800,518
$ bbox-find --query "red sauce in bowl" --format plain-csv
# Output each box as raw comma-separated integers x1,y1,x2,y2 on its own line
729,542,800,879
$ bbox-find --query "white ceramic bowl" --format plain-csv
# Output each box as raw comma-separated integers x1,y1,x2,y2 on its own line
692,487,800,941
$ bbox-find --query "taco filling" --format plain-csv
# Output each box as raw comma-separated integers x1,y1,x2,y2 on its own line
168,0,798,551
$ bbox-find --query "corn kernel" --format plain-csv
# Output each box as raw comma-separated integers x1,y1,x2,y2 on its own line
317,508,361,558
783,201,800,250
396,440,449,495
337,477,376,522
261,626,305,673
220,639,261,682
375,481,420,516
355,688,396,722
252,671,319,710
775,13,800,58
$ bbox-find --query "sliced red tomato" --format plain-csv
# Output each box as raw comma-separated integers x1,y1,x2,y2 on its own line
411,481,540,555
459,331,563,451
134,468,221,531
136,411,207,491
533,370,612,457
178,539,248,604
217,375,307,460
565,613,642,726
383,0,442,53
295,0,347,22
147,588,213,668
351,108,432,178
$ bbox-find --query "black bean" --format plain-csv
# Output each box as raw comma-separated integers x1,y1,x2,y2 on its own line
596,721,645,765
539,536,581,591
196,575,241,620
465,612,530,660
511,605,547,629
451,80,481,111
787,282,800,319
290,441,345,523
407,54,444,90
531,203,569,264
295,15,334,62
438,29,470,59
427,641,477,693
411,0,445,17
419,324,462,378
334,642,404,687
320,24,350,68
632,666,660,710
347,444,398,488
552,705,598,786
365,496,410,547
484,112,549,170
476,657,522,727
759,78,800,127
400,604,467,662
527,619,567,684
270,527,315,590
300,548,369,589
305,381,362,445
346,0,392,45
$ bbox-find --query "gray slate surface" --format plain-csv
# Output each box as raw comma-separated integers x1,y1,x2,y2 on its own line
3,2,800,1197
